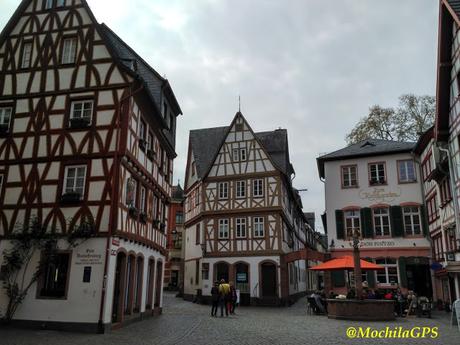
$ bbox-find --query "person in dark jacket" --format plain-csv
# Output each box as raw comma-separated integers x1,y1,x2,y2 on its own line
210,281,220,317
229,282,237,314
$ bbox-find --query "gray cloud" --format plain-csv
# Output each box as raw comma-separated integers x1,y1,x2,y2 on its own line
0,0,438,232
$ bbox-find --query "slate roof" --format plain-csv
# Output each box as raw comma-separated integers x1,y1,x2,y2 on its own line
447,0,460,19
189,125,292,179
317,139,416,179
171,184,184,200
98,24,182,149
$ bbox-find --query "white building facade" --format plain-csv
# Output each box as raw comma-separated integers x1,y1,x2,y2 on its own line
317,140,432,296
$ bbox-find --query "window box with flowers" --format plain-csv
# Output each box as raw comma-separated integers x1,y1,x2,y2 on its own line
139,212,148,223
69,117,91,129
60,191,82,204
128,206,139,218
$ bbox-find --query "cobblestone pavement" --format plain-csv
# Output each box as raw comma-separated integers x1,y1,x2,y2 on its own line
2,292,459,345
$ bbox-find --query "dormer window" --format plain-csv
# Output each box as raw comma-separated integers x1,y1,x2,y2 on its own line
369,162,386,185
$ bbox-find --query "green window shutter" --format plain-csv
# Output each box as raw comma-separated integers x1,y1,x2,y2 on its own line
420,205,429,237
331,270,346,287
398,257,407,288
366,271,376,288
335,210,345,239
390,206,404,237
360,207,373,238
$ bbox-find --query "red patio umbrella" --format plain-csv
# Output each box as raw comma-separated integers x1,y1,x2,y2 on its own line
309,255,384,271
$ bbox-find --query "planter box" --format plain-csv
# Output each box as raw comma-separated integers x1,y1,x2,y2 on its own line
61,192,82,204
69,117,91,129
327,299,395,321
140,212,147,223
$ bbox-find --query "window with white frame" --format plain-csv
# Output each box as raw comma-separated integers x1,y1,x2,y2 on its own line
218,219,229,239
253,179,263,197
344,210,360,238
61,37,77,64
369,163,386,185
218,182,228,199
139,120,146,141
373,207,390,236
140,186,146,213
21,41,33,69
236,180,246,198
63,165,86,196
341,165,358,188
0,107,12,131
70,100,93,121
125,177,137,207
375,258,398,284
232,148,247,161
403,206,421,235
45,0,53,9
253,217,265,238
398,160,416,183
235,218,246,238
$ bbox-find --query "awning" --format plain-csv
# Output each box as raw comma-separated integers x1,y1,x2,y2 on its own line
309,255,384,271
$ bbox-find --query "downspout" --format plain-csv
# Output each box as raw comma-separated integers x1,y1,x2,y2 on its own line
97,82,144,332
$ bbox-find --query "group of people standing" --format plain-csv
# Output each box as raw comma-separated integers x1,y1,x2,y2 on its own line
211,279,238,317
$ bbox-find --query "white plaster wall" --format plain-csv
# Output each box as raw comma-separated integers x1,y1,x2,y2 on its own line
0,238,106,323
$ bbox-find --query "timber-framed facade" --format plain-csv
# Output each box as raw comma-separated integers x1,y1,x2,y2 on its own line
0,0,182,333
183,112,325,306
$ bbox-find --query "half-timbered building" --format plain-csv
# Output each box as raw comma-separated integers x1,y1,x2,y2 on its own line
183,112,325,306
0,0,181,332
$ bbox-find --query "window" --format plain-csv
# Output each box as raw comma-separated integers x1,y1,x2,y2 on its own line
139,120,146,141
375,258,398,285
56,0,65,7
236,180,246,198
175,211,183,224
253,179,264,197
218,182,228,199
191,161,196,177
0,107,12,132
70,100,93,122
373,208,390,236
125,177,137,207
173,232,182,249
232,148,247,161
403,206,421,236
398,160,416,183
21,41,33,69
195,260,200,285
147,132,154,151
38,252,70,298
196,223,201,245
218,219,229,239
344,210,360,238
253,217,265,238
427,196,438,222
440,177,452,205
341,165,357,188
45,0,53,9
61,37,77,64
64,165,86,196
140,186,146,213
369,163,386,185
236,218,246,238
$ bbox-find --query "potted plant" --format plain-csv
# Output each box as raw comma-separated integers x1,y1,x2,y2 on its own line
153,219,160,228
128,206,139,218
139,212,148,223
139,139,147,151
160,222,166,232
147,148,156,160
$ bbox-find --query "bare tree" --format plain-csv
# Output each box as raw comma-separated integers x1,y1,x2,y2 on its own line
346,94,435,145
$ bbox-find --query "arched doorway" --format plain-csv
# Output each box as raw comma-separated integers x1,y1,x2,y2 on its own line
112,252,126,323
154,260,163,308
125,254,135,315
215,262,229,282
146,259,155,310
234,262,250,306
260,262,277,298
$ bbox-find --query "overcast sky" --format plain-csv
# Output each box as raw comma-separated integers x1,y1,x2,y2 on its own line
0,0,439,232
